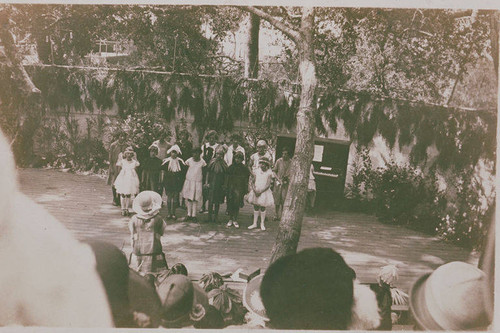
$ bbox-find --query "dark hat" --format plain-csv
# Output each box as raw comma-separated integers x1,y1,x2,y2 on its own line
157,274,208,327
128,269,163,328
86,240,133,328
260,248,356,330
192,304,225,329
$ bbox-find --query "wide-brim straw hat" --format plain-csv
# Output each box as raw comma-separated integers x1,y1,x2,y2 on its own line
133,191,162,219
409,261,490,330
243,274,269,322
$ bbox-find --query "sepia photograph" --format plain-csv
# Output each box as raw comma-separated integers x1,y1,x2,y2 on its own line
0,1,497,330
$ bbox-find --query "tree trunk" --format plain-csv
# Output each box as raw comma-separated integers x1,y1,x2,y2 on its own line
490,11,499,79
270,7,317,263
0,7,40,95
244,13,260,79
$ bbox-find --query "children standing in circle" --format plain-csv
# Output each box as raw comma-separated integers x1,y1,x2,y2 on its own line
246,157,274,230
114,146,140,216
161,144,186,220
181,147,206,222
129,191,168,276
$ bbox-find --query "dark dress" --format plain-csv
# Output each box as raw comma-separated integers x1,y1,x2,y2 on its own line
206,158,227,204
141,156,162,193
178,139,193,162
369,283,393,330
161,158,186,194
226,163,250,214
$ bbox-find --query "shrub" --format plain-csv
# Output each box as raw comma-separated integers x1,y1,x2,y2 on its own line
371,162,447,234
436,169,495,251
348,150,493,250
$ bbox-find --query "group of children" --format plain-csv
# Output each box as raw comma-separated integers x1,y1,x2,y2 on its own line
109,129,316,230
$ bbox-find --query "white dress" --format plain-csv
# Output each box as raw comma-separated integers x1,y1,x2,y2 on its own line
249,152,273,171
114,157,140,195
182,157,206,202
246,168,274,207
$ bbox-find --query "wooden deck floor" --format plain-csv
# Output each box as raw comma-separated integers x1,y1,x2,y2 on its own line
17,168,479,293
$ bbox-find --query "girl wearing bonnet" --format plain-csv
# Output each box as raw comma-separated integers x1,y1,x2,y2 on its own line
161,144,186,220
114,146,140,216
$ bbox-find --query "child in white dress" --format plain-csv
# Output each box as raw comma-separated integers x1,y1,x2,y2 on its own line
181,147,206,221
114,146,140,216
246,157,274,230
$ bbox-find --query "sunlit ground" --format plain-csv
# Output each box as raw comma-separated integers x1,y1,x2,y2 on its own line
18,168,478,292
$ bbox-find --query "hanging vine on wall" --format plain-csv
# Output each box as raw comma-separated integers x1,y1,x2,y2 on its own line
19,65,498,177
317,89,497,173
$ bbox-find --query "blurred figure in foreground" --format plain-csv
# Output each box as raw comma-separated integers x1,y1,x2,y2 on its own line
0,130,113,327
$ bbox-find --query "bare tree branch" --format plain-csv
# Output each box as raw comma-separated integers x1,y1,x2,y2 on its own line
237,6,300,44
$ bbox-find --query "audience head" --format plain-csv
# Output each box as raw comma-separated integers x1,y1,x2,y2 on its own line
192,304,225,329
260,248,357,330
168,263,188,277
128,269,163,328
86,240,133,328
409,261,491,330
157,274,208,328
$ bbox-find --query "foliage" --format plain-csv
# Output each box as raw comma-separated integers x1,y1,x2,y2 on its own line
349,150,494,249
207,285,247,325
372,162,447,234
437,169,495,250
8,4,221,73
199,272,224,293
34,115,108,172
317,91,497,172
108,114,170,168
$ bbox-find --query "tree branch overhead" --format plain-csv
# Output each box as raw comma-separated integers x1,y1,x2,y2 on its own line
238,6,301,44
